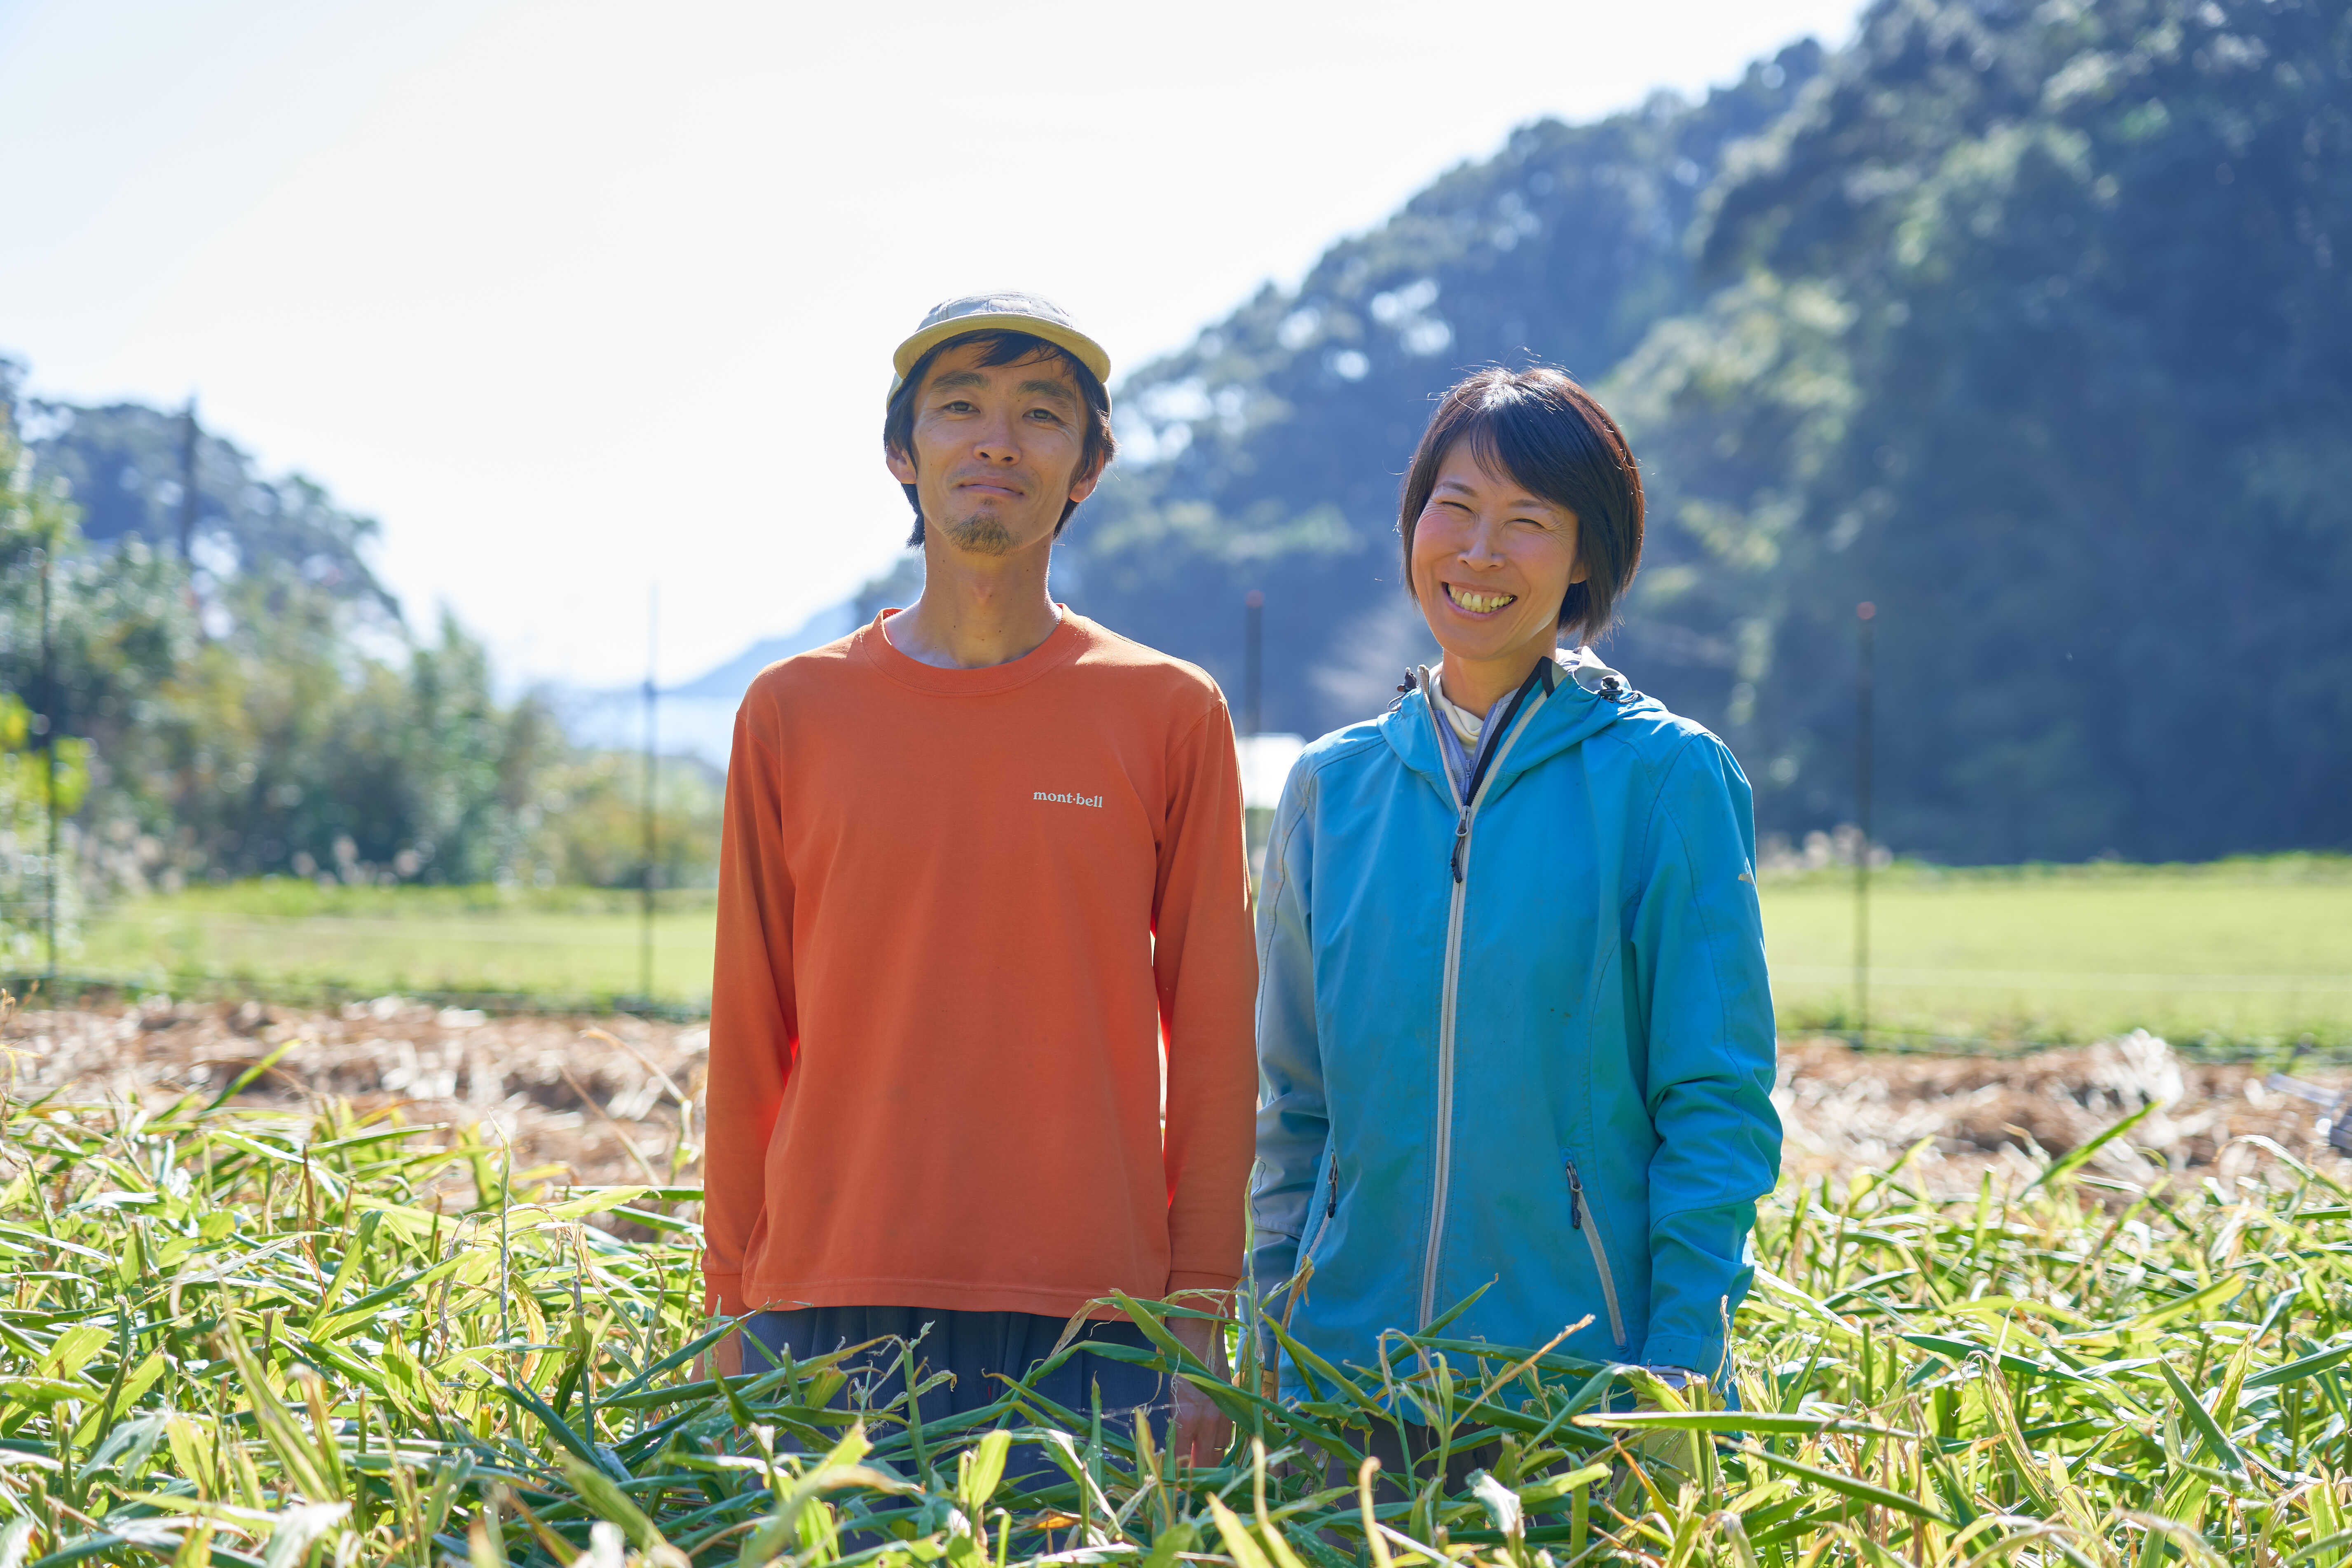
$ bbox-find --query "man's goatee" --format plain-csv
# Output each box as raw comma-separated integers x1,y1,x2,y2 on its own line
944,516,1016,556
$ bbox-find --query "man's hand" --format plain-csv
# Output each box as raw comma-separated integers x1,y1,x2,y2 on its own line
1167,1309,1234,1467
694,1320,744,1383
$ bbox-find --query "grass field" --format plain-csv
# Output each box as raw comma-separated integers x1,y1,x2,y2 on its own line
1762,855,2352,1048
50,855,2352,1043
68,882,721,1006
12,1057,2352,1565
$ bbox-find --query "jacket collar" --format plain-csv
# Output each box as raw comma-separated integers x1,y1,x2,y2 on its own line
1378,648,1645,803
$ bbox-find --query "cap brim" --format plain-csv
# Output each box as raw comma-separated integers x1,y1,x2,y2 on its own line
889,314,1113,400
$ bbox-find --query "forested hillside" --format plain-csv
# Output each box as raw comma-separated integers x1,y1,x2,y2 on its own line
0,375,720,896
1059,0,2351,863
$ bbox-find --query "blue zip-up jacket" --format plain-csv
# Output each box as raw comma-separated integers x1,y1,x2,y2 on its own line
1251,651,1780,1384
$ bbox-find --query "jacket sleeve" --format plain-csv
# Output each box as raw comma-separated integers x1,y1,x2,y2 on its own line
1249,756,1324,1343
1152,699,1260,1302
1628,734,1782,1378
702,694,797,1319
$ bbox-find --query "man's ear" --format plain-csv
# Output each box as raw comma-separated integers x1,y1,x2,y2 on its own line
1067,461,1103,508
885,441,917,486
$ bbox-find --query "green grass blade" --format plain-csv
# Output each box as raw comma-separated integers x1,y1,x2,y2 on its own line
2243,1340,2352,1390
1743,1447,1960,1527
2158,1359,2245,1474
2024,1100,2160,1194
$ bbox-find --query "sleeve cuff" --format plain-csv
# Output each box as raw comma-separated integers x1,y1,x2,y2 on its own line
1637,1336,1727,1380
703,1272,745,1318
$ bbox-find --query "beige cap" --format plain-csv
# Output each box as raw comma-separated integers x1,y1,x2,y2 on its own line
889,291,1113,406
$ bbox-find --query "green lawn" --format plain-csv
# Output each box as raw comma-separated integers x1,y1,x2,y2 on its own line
54,856,2352,1042
1761,854,2352,1046
69,881,720,1005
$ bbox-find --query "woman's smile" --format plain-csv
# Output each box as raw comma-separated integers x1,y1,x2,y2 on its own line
1443,581,1519,616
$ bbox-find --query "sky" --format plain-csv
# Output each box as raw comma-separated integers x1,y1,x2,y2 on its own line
0,0,1866,691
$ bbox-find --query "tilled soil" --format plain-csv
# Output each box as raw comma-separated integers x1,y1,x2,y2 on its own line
1775,1030,2350,1194
3,999,2342,1201
1,995,708,1196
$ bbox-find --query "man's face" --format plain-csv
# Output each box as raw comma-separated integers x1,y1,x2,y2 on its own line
885,341,1101,557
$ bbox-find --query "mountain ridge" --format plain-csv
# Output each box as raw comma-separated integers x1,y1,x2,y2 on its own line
1036,0,2351,863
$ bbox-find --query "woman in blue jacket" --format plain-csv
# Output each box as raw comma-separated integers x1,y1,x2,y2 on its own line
1251,366,1780,1447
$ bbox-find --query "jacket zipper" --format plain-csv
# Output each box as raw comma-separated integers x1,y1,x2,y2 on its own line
1416,663,1553,1328
1566,1156,1628,1347
1300,1156,1339,1264
1445,661,1551,885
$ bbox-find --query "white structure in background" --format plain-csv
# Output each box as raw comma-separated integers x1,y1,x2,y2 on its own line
1235,733,1307,811
552,601,861,768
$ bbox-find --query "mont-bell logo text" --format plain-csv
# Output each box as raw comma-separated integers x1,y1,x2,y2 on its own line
1033,789,1105,809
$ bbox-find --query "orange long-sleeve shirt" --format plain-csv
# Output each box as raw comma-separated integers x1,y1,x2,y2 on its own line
702,609,1258,1321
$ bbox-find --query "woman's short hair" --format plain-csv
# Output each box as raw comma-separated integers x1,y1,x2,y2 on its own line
883,329,1117,546
1398,366,1644,643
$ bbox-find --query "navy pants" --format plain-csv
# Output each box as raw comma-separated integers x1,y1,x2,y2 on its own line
743,1306,1170,1432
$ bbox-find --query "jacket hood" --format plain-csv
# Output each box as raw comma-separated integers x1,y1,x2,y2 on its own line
1378,647,1652,800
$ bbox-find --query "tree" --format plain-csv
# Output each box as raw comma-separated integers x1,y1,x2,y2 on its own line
0,368,719,893
1043,0,2352,860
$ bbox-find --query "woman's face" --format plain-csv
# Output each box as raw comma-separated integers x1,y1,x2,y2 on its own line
1410,442,1586,678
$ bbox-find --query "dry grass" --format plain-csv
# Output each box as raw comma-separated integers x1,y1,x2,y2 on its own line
10,1003,2352,1563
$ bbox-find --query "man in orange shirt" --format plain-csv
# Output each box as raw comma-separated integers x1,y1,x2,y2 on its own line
703,294,1256,1462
